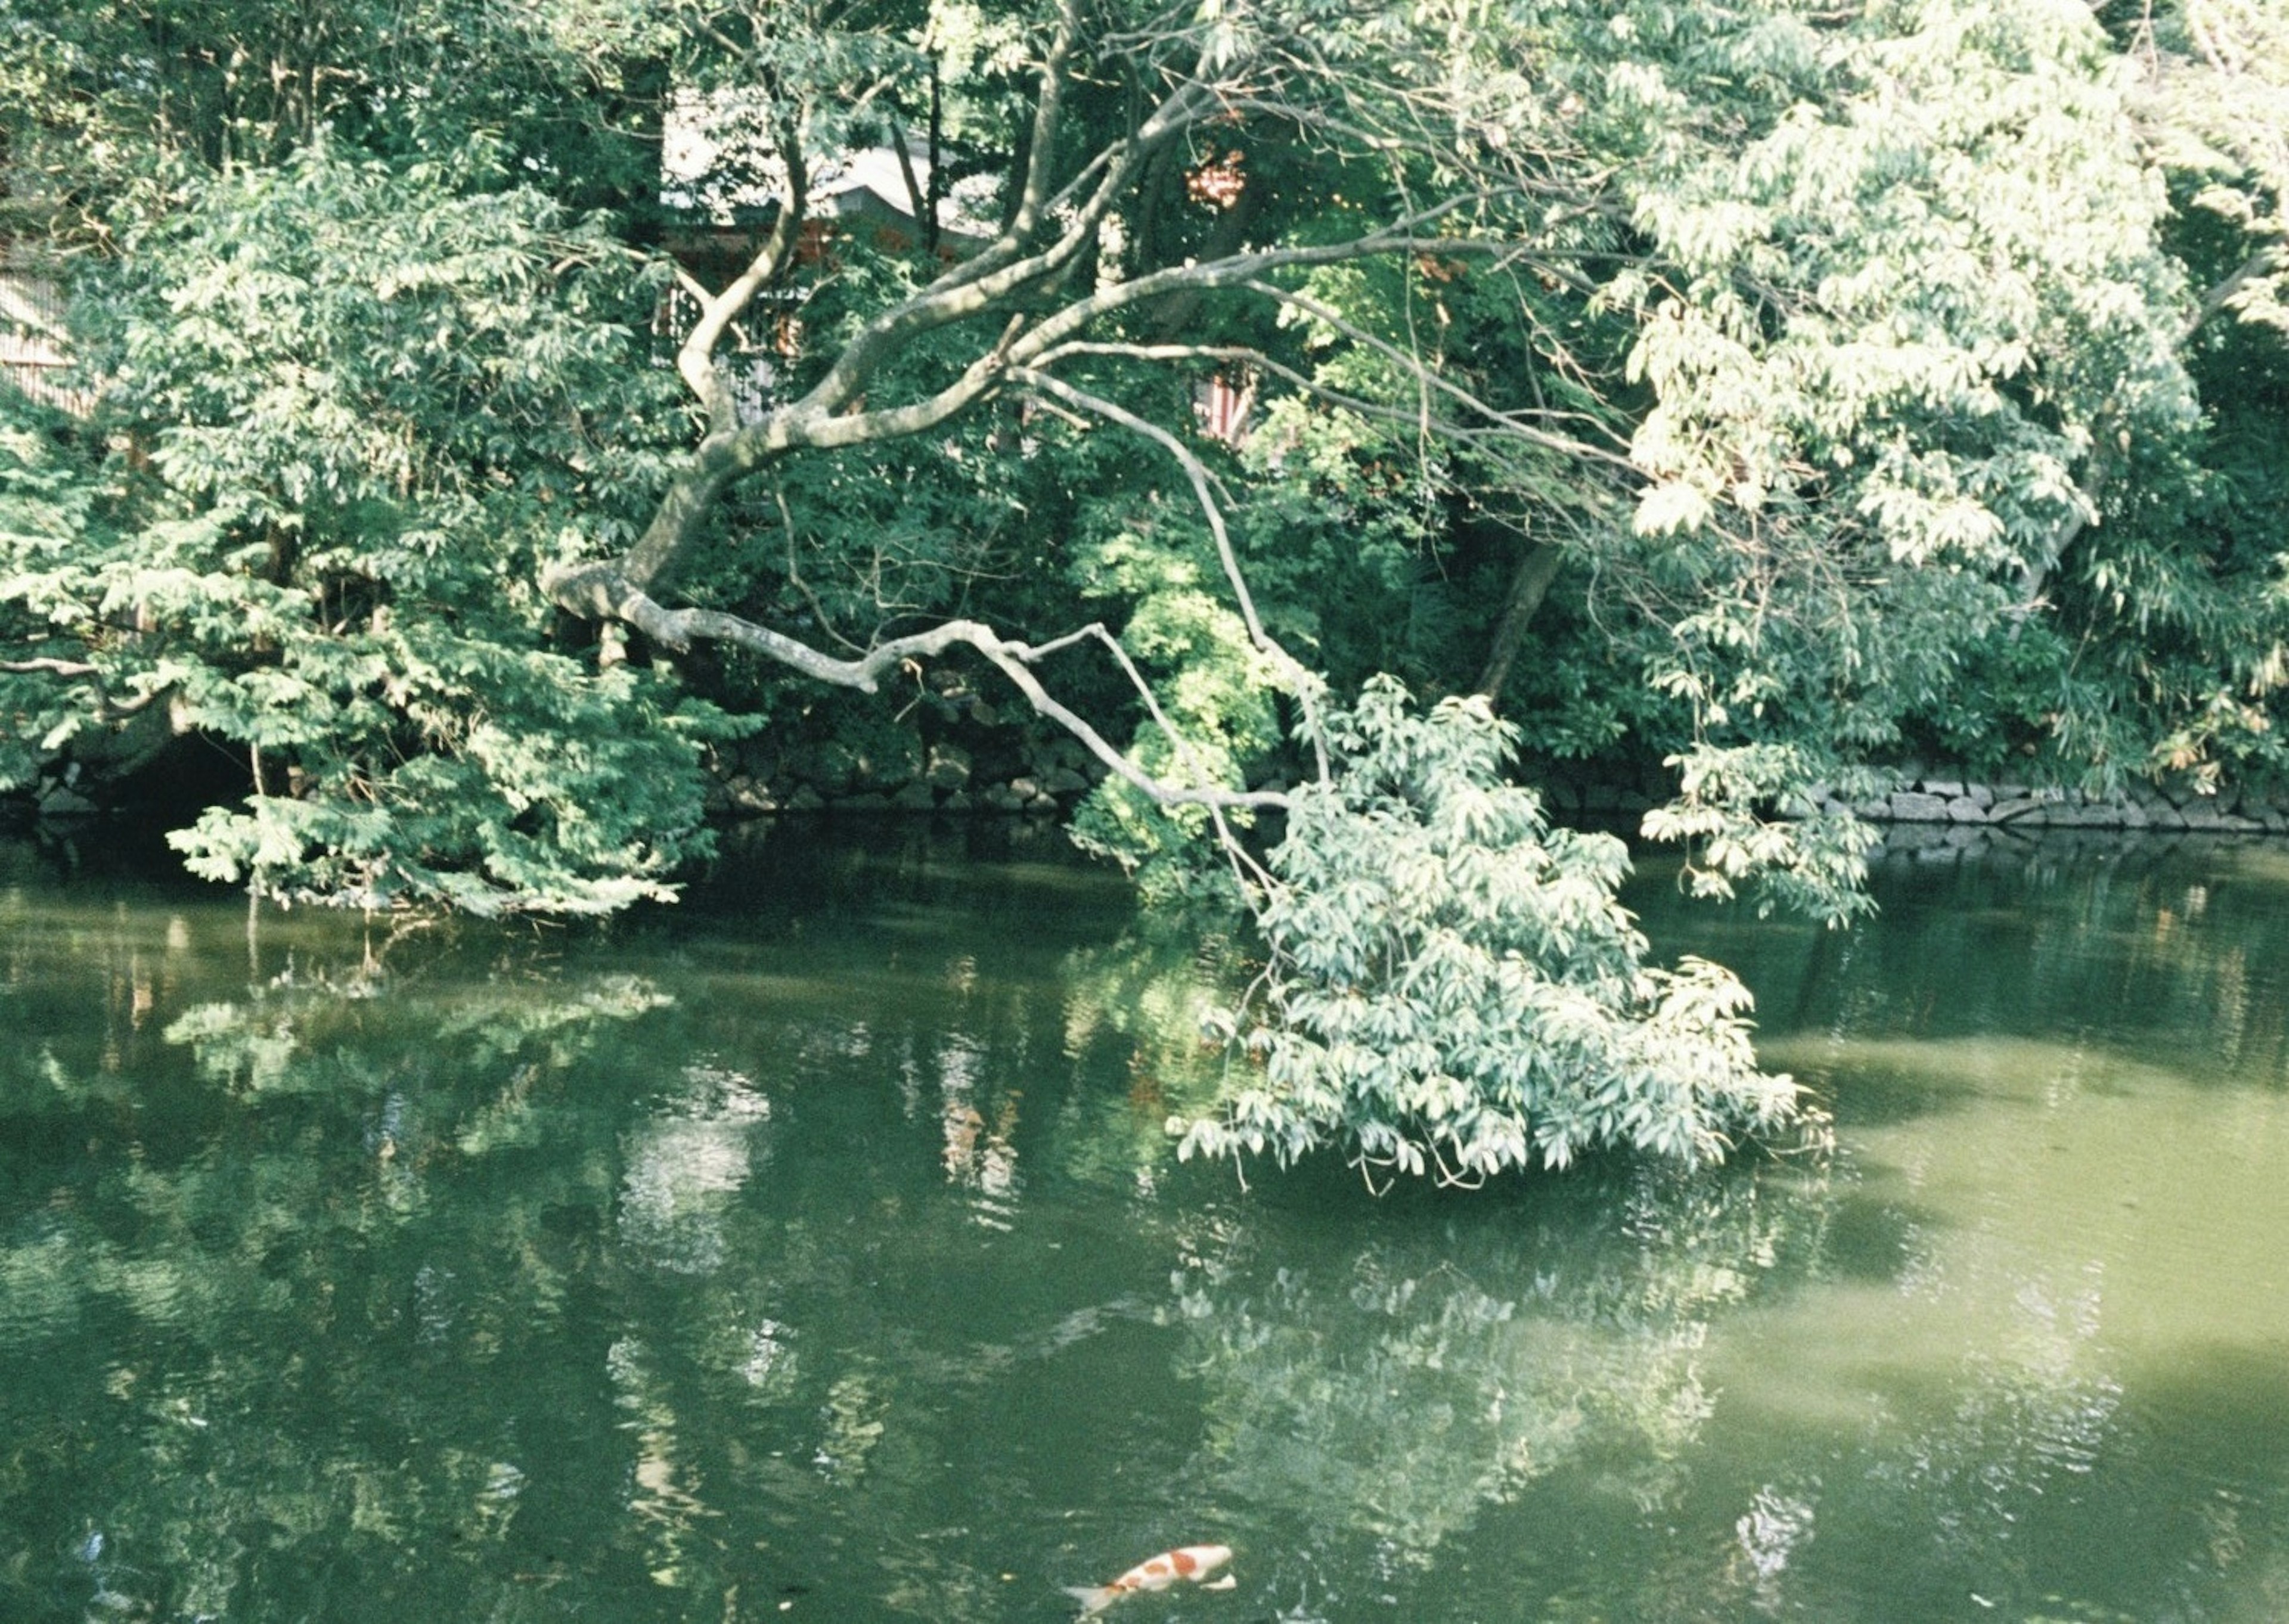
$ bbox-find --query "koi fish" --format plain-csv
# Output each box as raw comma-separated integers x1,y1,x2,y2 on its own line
1066,1544,1235,1614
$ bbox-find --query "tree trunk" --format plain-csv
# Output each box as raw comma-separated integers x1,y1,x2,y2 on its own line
1474,538,1563,704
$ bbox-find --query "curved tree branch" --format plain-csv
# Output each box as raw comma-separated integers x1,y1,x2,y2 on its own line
677,115,808,434
1010,366,1332,784
541,558,1289,817
1000,201,1480,369
619,208,1497,595
0,656,168,720
783,85,1206,424
2183,240,2284,346
933,0,1083,291
557,16,1615,857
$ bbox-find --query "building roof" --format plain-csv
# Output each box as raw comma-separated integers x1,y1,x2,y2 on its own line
662,89,997,245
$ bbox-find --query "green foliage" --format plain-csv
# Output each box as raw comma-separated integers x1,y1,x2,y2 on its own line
1,142,734,912
1587,0,2198,791
1180,679,1806,1180
2137,0,2289,340
1230,395,1464,692
1642,740,1883,923
0,0,675,226
3,0,2289,1204
0,414,104,789
1062,453,1285,902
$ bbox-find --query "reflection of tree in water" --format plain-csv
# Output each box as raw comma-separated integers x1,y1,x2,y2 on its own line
1171,1145,2231,1624
1724,1229,2147,1620
1358,853,2289,1620
0,903,675,1622
1054,924,1251,1193
1874,1266,2122,1563
1682,843,2289,1096
618,1062,773,1275
1173,1162,1834,1568
18,843,2289,1621
0,871,1209,1623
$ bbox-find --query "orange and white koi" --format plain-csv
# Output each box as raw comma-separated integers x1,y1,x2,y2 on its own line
1066,1543,1235,1614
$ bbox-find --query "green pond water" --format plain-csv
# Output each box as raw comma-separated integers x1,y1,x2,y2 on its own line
5,823,2289,1623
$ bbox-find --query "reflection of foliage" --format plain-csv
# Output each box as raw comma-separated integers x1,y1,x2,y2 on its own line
1055,927,1250,1187
15,835,2289,1621
167,956,674,1097
1177,1162,1834,1565
0,836,1193,1622
0,896,684,1619
616,1062,771,1274
1696,842,2289,1097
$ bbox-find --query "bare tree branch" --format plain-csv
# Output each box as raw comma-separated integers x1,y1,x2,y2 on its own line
615,203,1498,598
935,0,1083,292
885,113,928,237
784,92,1189,422
1240,281,1638,465
1001,201,1480,369
542,557,1288,815
1010,367,1332,783
551,7,1631,855
1028,337,1626,467
0,656,167,719
2183,240,2284,346
677,114,808,433
1041,624,1280,896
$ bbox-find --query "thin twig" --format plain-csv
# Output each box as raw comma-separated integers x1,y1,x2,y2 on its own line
1012,368,1332,785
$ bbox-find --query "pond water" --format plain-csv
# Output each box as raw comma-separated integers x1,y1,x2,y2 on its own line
4,822,2289,1623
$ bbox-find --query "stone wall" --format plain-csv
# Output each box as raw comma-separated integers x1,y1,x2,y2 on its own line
709,719,2289,855
1806,766,2289,836
1529,753,2289,837
704,697,1109,821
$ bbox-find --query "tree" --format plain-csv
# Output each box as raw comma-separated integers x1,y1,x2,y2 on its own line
4,144,731,912
1180,678,1800,1181
4,0,2279,1175
2074,0,2289,789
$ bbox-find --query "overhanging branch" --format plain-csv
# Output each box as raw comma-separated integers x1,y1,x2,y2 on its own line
541,560,1289,817
1010,367,1332,784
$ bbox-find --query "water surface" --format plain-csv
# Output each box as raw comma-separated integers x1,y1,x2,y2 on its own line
4,825,2288,1622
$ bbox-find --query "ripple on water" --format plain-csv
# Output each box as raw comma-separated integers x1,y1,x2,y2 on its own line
0,1229,85,1349
617,1060,773,1274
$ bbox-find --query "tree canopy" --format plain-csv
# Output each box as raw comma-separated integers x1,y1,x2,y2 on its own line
0,0,2283,1177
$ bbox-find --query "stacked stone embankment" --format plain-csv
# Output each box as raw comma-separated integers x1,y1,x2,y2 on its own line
1810,767,2289,836
705,696,1108,821
699,702,2289,871
1810,766,2289,868
1532,756,2289,870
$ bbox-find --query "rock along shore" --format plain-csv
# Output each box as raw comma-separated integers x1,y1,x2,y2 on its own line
1531,756,2288,836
